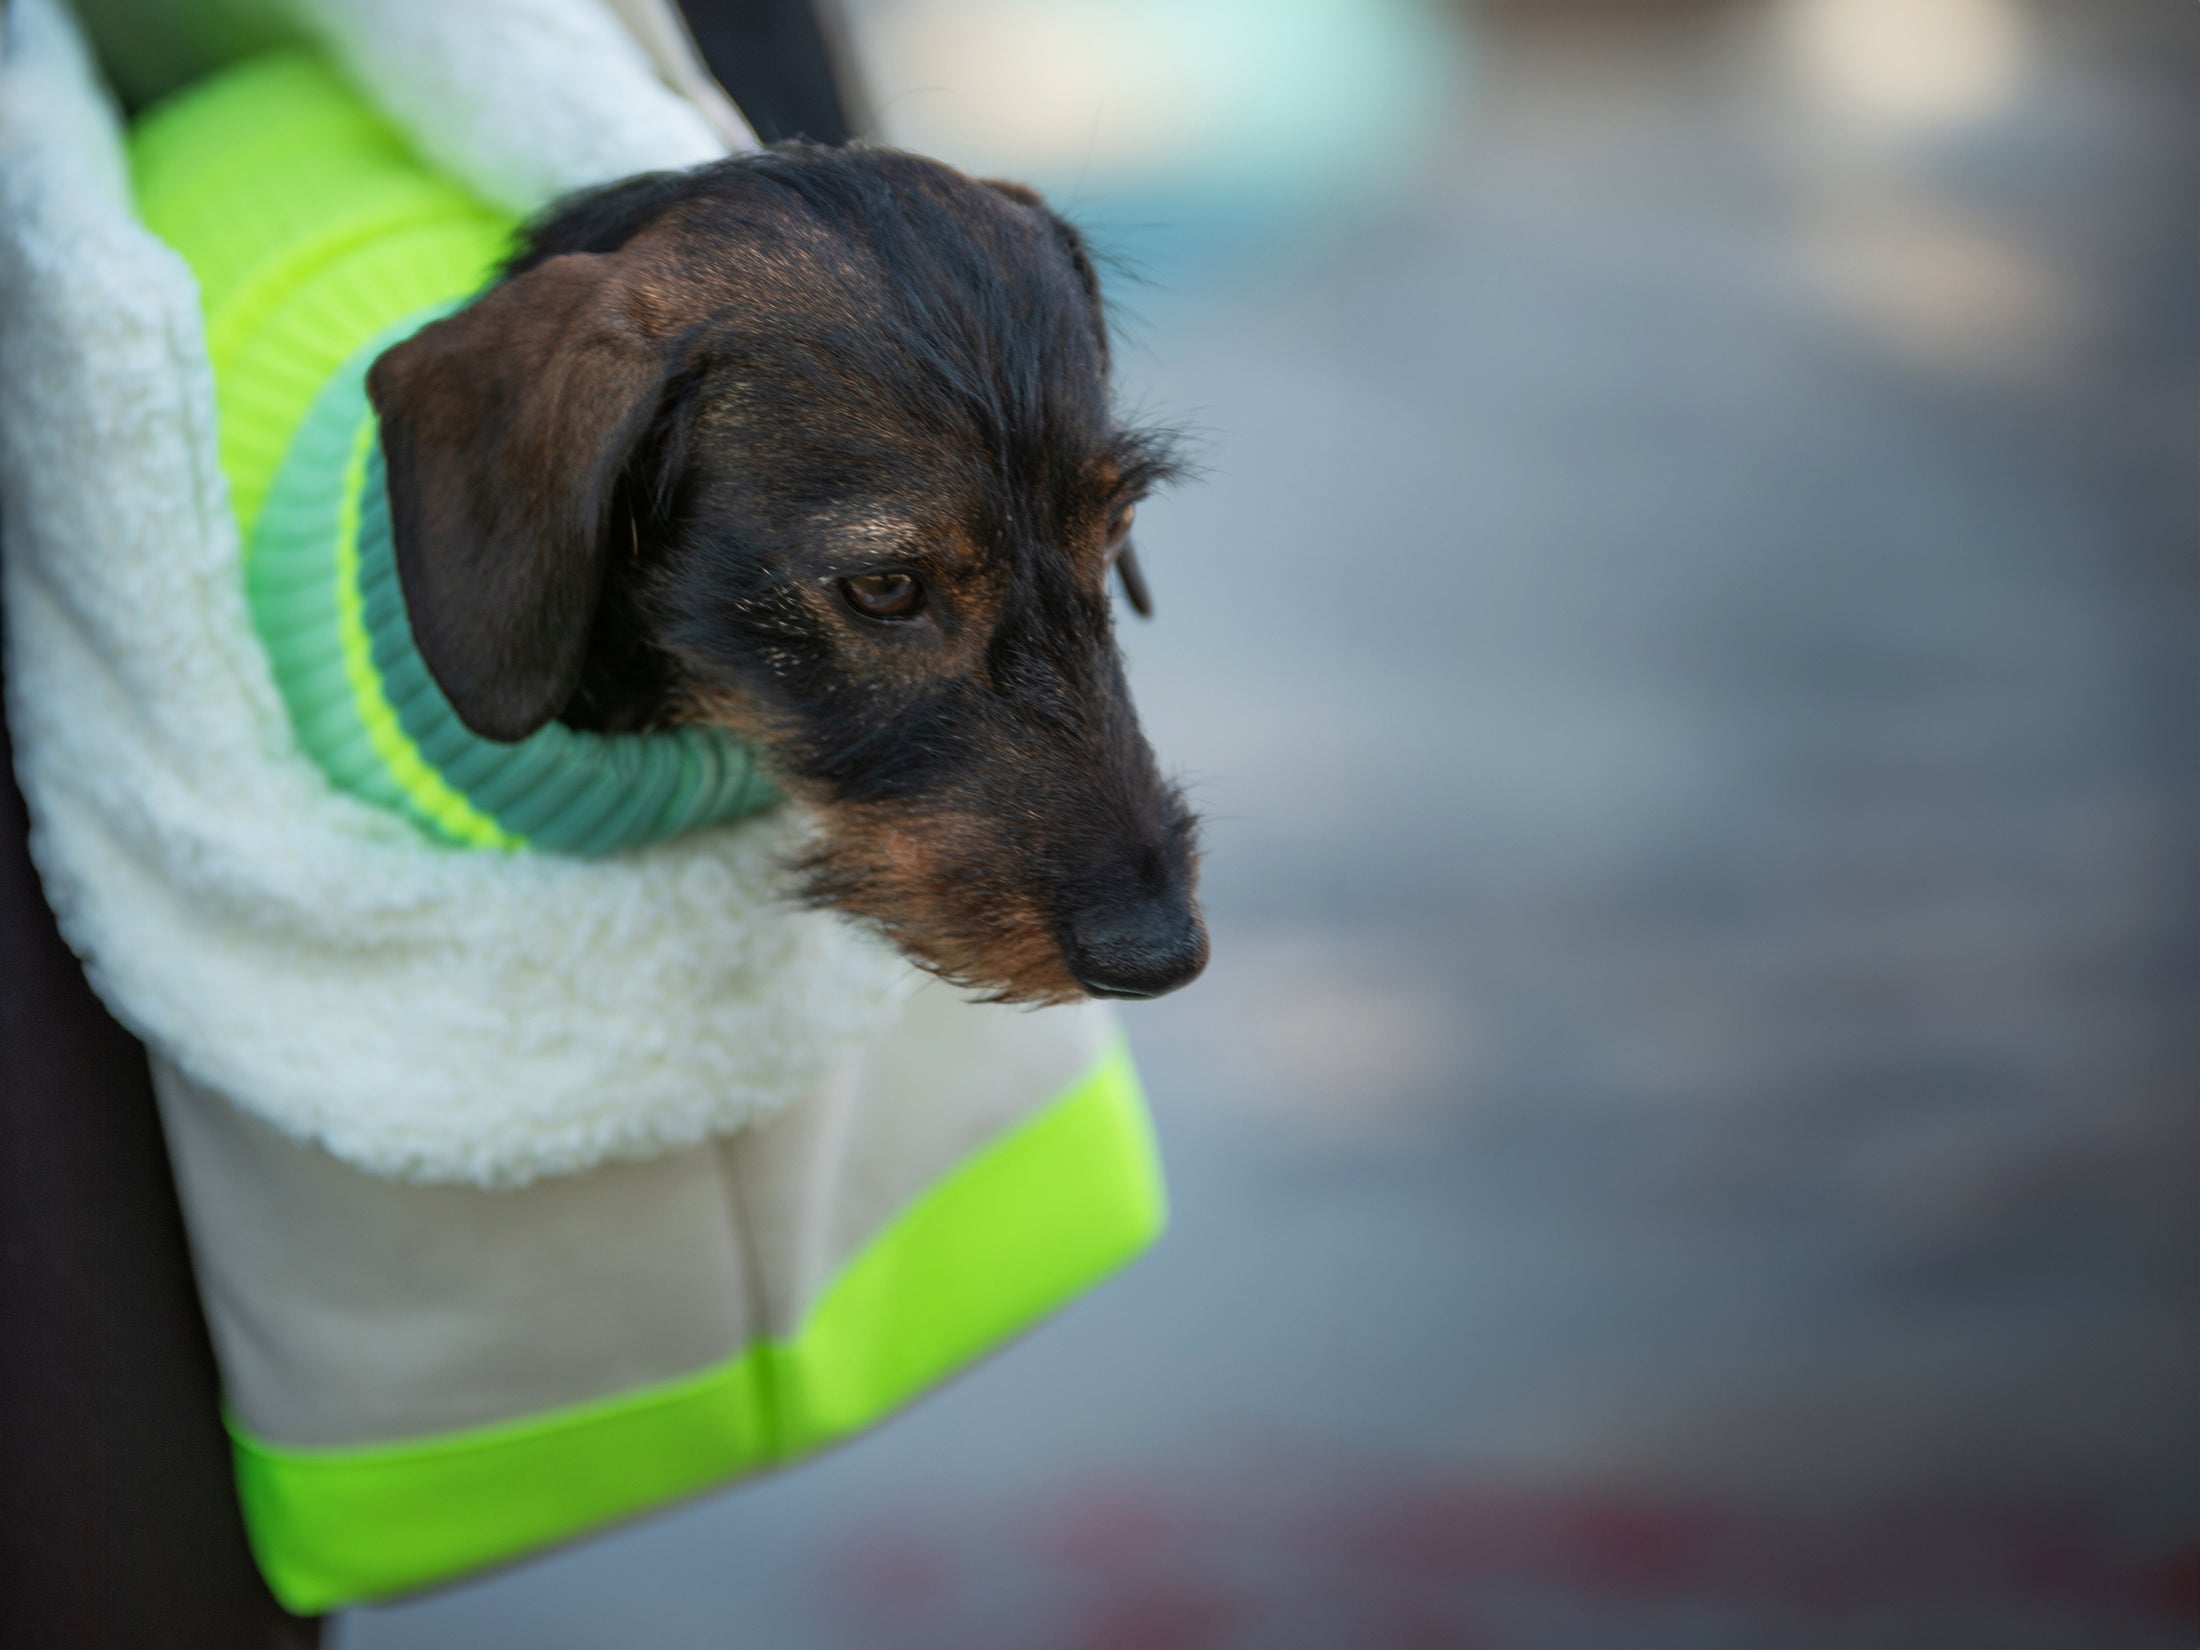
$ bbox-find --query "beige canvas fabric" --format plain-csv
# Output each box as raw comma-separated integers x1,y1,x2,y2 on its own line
156,986,1120,1447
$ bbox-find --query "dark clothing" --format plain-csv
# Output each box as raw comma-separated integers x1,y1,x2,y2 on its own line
681,0,861,143
0,581,321,1649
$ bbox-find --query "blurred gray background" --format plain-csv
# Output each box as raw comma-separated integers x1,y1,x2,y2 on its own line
345,1,2199,1645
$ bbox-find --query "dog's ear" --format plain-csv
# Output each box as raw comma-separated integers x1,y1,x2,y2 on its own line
368,252,667,742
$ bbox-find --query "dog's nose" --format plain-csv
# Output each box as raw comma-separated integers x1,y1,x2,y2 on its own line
1066,896,1209,1000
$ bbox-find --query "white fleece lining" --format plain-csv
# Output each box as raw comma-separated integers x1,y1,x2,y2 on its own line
0,0,910,1186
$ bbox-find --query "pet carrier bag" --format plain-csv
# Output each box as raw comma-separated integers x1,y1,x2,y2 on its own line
0,0,1165,1611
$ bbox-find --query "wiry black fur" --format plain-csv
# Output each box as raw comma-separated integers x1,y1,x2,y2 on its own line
370,142,1207,1002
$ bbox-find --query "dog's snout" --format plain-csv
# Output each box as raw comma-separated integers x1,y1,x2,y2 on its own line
1066,895,1208,1000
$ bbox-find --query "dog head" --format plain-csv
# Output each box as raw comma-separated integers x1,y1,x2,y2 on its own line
367,144,1205,1004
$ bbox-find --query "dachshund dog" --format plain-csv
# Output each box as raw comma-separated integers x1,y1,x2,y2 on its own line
368,144,1206,1004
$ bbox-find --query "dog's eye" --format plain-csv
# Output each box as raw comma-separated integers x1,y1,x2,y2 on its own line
841,572,925,620
1106,502,1136,548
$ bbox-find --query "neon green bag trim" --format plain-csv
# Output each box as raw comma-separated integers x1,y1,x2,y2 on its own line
131,49,778,853
228,1044,1166,1614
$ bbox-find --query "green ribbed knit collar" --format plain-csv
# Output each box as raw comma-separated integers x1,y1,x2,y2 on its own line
248,312,778,854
